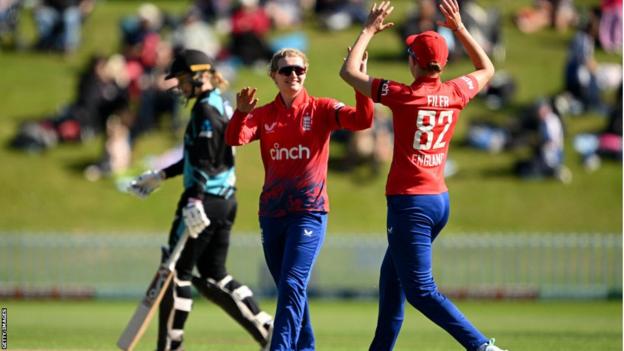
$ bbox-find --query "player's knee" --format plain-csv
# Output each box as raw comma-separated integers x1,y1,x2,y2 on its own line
280,276,306,294
405,288,444,309
174,276,193,300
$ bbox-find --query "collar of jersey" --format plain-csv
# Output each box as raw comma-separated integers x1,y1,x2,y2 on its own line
412,76,441,87
197,88,216,101
274,88,309,111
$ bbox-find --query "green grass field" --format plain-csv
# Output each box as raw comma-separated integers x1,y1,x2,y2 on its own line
0,0,621,235
2,299,621,350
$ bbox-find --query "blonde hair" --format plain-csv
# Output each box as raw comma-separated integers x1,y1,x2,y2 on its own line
269,48,308,75
209,70,229,91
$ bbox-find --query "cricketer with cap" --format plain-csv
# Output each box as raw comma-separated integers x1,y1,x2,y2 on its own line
341,1,509,351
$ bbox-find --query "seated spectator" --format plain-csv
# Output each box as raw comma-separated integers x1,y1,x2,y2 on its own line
120,3,163,99
515,0,578,34
598,0,622,53
9,54,130,153
460,0,505,61
315,0,368,31
265,0,304,30
330,104,393,179
574,84,622,171
130,41,179,143
171,6,221,58
514,98,572,183
228,0,273,65
33,0,95,53
0,0,24,50
192,0,233,23
563,11,622,113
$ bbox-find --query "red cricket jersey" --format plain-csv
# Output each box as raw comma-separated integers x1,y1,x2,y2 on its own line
226,89,373,217
371,75,479,195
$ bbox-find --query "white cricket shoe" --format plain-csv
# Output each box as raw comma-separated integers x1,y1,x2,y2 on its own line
478,338,508,351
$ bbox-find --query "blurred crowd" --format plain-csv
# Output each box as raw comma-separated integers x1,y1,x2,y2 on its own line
4,0,622,184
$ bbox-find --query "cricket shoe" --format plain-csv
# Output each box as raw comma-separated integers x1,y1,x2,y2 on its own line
477,338,508,351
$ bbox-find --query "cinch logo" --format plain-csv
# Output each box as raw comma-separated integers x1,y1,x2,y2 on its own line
270,143,311,160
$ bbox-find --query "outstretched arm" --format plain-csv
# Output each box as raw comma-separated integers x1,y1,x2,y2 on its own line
438,0,494,91
340,1,395,97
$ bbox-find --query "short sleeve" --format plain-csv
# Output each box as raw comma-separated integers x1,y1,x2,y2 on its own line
447,74,479,107
371,78,414,108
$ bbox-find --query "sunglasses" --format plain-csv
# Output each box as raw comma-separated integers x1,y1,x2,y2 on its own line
277,65,307,76
406,47,417,58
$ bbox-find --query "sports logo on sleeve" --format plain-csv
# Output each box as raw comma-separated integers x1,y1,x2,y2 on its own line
381,81,390,96
199,120,213,138
460,76,475,90
333,102,345,110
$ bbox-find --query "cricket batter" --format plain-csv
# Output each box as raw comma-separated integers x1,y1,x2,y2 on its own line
340,1,509,350
129,49,273,351
225,48,374,350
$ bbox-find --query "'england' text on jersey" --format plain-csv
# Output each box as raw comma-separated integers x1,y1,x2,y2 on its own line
410,152,446,167
427,95,450,107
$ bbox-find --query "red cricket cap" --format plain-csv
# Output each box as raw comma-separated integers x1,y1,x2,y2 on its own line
405,31,449,70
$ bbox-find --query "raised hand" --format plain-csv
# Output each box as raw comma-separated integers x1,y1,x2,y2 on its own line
364,1,395,35
236,87,258,113
437,0,464,31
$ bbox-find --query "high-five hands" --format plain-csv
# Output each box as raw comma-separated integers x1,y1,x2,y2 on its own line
437,0,464,31
236,87,258,113
364,1,395,35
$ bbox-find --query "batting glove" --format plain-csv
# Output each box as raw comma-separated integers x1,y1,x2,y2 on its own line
128,170,165,198
183,198,210,238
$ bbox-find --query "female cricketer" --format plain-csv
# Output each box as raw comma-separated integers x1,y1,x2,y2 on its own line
340,1,509,351
225,48,374,350
128,49,273,351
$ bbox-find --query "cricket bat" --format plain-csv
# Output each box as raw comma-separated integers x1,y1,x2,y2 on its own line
117,229,191,351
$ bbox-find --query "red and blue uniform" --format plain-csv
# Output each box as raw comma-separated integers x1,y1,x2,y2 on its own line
369,75,490,351
226,88,373,350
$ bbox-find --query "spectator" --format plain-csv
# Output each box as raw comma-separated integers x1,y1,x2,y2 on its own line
10,53,129,153
171,6,221,58
315,0,368,31
574,84,623,171
515,0,578,34
192,0,233,23
598,0,622,53
33,0,95,53
120,3,163,99
228,0,273,66
564,11,606,112
265,0,304,30
130,41,180,143
0,0,24,50
514,98,571,183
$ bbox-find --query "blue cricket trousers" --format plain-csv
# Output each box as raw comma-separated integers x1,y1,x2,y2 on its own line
260,212,327,351
369,194,488,351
